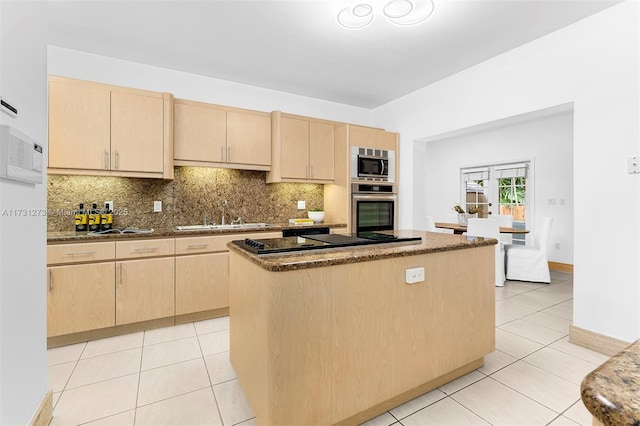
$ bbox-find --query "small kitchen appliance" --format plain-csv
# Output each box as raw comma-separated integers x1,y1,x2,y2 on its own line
351,146,395,182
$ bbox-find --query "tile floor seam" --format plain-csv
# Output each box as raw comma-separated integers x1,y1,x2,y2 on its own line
195,331,225,421
142,334,198,347
134,384,213,409
75,409,133,426
133,339,146,426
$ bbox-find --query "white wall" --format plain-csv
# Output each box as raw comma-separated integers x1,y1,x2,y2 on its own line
420,109,574,264
373,2,640,342
0,1,49,424
47,46,374,127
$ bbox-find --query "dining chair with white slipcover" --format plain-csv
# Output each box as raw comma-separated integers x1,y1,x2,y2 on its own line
425,216,454,234
496,214,513,245
467,218,505,287
505,217,553,283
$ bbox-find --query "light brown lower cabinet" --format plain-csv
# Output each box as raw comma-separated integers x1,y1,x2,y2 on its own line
115,257,175,325
47,262,116,337
175,252,229,315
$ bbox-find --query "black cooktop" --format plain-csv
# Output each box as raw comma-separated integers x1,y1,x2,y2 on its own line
232,232,422,255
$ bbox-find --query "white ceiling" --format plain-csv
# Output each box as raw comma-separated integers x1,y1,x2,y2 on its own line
47,0,619,109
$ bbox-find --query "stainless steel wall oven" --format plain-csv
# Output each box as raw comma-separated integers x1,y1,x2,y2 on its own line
351,183,397,235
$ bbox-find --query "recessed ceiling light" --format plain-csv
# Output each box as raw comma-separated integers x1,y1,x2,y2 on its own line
337,0,435,29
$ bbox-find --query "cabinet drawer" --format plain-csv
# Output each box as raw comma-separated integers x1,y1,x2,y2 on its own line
116,238,174,259
175,232,281,255
48,241,116,265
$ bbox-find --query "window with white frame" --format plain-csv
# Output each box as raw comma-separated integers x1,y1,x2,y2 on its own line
461,162,530,244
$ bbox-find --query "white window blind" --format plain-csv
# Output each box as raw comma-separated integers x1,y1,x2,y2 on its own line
462,168,489,181
494,163,528,179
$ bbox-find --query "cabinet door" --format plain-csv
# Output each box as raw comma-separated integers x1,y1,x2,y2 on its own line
47,263,115,337
175,252,229,315
226,110,271,166
174,101,227,163
349,126,397,151
116,257,174,325
111,91,165,173
309,121,335,181
48,78,111,170
281,117,310,179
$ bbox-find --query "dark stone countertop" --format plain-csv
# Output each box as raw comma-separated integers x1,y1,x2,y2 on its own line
48,222,347,243
581,339,640,425
227,230,498,272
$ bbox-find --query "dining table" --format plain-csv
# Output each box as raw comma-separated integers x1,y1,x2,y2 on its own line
435,222,530,235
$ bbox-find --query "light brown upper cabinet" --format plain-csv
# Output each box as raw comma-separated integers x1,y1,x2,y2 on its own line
48,76,174,179
174,98,271,170
267,111,335,183
349,125,397,152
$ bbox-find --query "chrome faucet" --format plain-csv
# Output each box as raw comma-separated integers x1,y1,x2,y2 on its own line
231,216,243,225
221,200,228,225
203,214,208,226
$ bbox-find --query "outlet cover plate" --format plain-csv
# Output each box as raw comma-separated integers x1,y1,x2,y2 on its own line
297,200,306,209
153,201,162,212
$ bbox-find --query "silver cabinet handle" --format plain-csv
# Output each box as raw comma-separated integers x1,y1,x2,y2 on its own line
227,146,231,163
64,251,96,257
310,164,314,179
104,151,109,169
119,263,123,285
114,151,120,169
48,269,52,292
187,244,209,249
133,247,158,253
306,164,309,178
221,146,225,162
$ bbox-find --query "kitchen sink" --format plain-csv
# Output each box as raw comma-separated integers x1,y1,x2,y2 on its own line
174,223,269,231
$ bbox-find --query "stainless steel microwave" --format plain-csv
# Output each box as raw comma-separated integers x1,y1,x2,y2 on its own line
351,146,395,182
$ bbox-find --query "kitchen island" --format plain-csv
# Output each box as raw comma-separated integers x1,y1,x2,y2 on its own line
228,230,497,426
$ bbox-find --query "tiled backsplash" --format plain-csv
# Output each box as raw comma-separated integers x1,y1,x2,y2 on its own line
47,167,324,232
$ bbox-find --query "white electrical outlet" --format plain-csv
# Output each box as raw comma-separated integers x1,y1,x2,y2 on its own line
297,200,306,209
628,156,640,174
554,243,560,249
405,267,425,284
105,200,114,211
153,201,162,212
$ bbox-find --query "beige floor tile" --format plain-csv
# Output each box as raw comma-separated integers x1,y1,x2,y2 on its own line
198,329,230,356
542,303,573,320
495,311,517,326
506,281,543,291
66,348,142,389
135,388,223,426
359,411,397,426
140,337,202,371
402,397,491,425
451,377,557,425
547,415,581,425
82,332,144,359
137,358,211,407
53,392,61,409
48,342,86,366
234,418,257,426
507,292,559,311
205,351,237,385
438,370,486,395
389,388,446,419
51,374,138,426
48,361,76,393
144,323,196,346
491,361,580,413
549,337,610,366
195,316,230,335
84,410,135,425
495,299,538,318
498,319,567,345
213,379,254,426
523,347,599,385
550,271,573,282
477,350,517,375
563,400,594,426
495,329,544,359
521,311,572,333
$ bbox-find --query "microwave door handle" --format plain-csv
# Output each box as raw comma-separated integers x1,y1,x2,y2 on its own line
380,159,386,175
